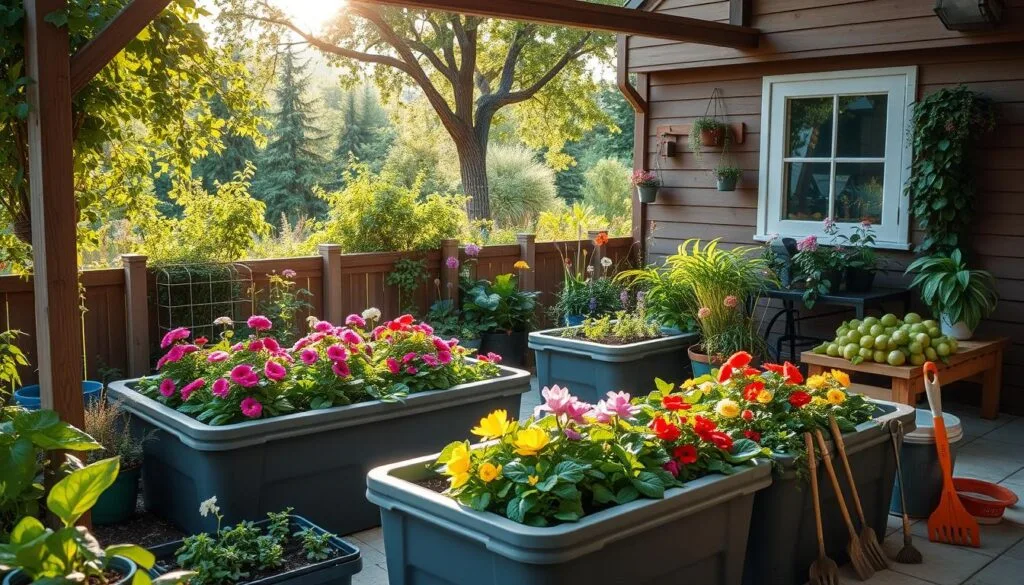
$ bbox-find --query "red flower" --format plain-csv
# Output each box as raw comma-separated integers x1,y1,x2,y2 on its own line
194,336,208,346
741,409,754,421
662,395,690,411
397,314,415,325
743,380,765,401
693,415,717,440
717,364,735,383
650,416,681,442
744,430,761,443
762,363,785,376
789,391,812,408
674,444,698,464
784,362,804,385
725,351,753,368
709,431,734,451
742,367,761,377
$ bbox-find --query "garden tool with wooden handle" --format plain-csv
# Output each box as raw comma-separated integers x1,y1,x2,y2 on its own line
923,361,980,547
828,416,889,570
890,420,923,563
806,432,840,585
815,429,875,580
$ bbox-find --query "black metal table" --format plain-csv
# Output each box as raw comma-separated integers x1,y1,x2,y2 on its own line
761,287,913,362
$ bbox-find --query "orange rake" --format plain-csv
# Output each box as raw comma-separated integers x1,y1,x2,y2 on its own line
923,361,980,547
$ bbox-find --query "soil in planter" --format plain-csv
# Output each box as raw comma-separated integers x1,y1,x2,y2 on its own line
85,569,127,584
416,476,450,494
93,493,185,548
557,332,664,346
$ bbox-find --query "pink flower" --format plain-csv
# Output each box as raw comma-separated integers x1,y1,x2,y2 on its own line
724,295,739,309
419,323,434,335
822,217,837,233
797,235,818,252
592,391,639,421
240,397,263,419
564,428,582,441
263,338,280,352
205,350,228,364
231,342,244,351
386,357,401,374
332,360,351,378
326,344,348,362
247,315,273,331
437,351,452,365
230,364,260,388
402,352,417,363
421,354,438,367
300,349,318,365
345,314,366,328
264,360,287,381
663,460,681,477
314,320,333,333
341,330,363,345
157,344,187,369
465,243,481,257
181,378,205,401
282,269,297,278
248,339,265,352
432,337,449,352
697,307,712,320
564,399,592,424
160,327,190,349
446,256,459,270
194,337,208,346
159,378,176,397
406,366,418,375
533,385,574,418
212,378,230,398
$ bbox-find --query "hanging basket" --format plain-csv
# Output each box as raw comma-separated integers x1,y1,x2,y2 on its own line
701,126,726,148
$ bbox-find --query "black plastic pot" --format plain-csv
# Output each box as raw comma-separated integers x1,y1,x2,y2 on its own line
823,269,843,294
845,267,876,293
4,556,137,585
93,463,141,525
149,515,362,585
716,175,738,191
480,330,528,368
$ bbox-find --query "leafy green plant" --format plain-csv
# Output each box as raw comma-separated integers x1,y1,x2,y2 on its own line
0,329,28,398
386,258,430,315
0,457,192,584
791,220,847,308
486,144,558,228
905,86,995,255
688,117,728,160
615,266,697,332
835,221,879,271
713,164,743,181
906,249,998,331
564,308,660,344
426,298,483,342
461,274,539,334
254,269,313,345
295,527,334,562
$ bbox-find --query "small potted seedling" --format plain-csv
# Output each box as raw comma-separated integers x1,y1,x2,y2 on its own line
714,165,743,192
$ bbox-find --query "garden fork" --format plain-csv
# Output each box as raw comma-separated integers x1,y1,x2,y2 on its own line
806,433,840,585
828,416,890,570
815,429,875,581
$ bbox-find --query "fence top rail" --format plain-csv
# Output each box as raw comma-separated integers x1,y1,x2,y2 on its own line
0,267,125,293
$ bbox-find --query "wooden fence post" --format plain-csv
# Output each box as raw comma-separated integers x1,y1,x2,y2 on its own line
122,254,150,377
441,238,460,307
518,233,536,291
319,244,343,324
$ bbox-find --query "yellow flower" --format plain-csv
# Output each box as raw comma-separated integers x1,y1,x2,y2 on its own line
715,398,740,418
514,260,530,270
528,475,540,486
471,409,510,439
682,378,697,389
806,375,828,390
827,389,847,405
445,444,471,489
698,381,715,395
478,462,502,483
812,396,828,406
513,427,550,457
830,369,851,388
756,390,774,404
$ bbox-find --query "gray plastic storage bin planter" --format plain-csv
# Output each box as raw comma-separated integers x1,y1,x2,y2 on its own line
741,400,916,585
529,328,698,404
106,366,530,536
366,454,772,585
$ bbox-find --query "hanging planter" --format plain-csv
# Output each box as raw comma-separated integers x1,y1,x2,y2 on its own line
688,88,731,161
630,169,661,204
714,165,743,192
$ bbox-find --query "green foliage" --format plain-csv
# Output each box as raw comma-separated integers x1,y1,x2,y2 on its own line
487,145,558,228
905,86,995,255
834,221,878,271
255,270,313,345
554,276,623,321
380,97,461,197
534,202,631,242
462,274,539,333
426,299,484,341
713,165,743,180
906,249,998,330
564,306,660,344
84,397,154,469
0,329,28,396
331,84,394,184
554,85,635,202
386,258,430,315
583,158,631,222
295,527,334,562
615,267,696,332
688,117,728,160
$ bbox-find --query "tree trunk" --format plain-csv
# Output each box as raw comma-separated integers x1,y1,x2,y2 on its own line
458,140,490,221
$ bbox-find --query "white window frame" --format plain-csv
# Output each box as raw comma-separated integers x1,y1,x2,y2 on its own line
755,67,917,250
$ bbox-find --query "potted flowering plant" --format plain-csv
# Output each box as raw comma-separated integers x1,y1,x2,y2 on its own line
462,271,539,368
836,221,879,292
106,311,531,536
791,219,847,306
629,169,660,203
366,385,770,585
552,232,623,325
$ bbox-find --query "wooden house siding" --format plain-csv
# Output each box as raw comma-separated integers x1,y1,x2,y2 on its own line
627,30,1024,412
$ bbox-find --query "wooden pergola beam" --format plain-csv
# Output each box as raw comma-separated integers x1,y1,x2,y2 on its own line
69,0,173,96
368,0,760,49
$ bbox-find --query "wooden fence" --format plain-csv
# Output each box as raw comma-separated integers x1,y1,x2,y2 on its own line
0,236,635,386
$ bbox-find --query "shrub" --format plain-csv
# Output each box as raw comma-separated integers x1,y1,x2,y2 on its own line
486,144,558,228
583,158,631,221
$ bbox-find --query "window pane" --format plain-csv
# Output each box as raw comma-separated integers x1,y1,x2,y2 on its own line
834,162,884,224
783,161,831,221
837,95,887,158
786,97,833,158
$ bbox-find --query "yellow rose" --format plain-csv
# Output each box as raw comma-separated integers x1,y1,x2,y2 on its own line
478,462,502,483
513,427,550,457
830,369,851,388
471,409,510,439
715,398,740,418
528,475,540,486
806,375,828,390
756,390,774,404
827,389,847,405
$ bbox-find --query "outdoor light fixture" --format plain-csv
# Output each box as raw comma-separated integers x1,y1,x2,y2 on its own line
934,0,1005,31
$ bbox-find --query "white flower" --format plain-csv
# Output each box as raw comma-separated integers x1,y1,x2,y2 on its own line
199,495,220,518
306,315,320,327
600,256,613,268
362,307,382,321
213,316,233,327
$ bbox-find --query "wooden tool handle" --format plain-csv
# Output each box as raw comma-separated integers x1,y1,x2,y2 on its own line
815,429,859,540
829,416,868,525
890,421,914,543
806,432,826,558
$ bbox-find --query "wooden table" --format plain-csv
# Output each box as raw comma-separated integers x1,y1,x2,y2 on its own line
801,338,1009,419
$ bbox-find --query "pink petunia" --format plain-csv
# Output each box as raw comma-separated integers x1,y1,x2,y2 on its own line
157,344,187,369
437,351,452,365
332,360,350,378
402,352,417,363
181,378,206,401
345,314,366,328
247,315,273,331
386,357,401,374
300,349,318,365
263,338,280,352
240,397,263,419
248,339,265,352
326,344,348,362
212,378,230,398
264,360,287,382
432,337,449,352
314,320,333,333
422,354,440,367
341,330,363,345
406,366,418,375
160,327,190,349
207,350,230,363
230,364,260,388
159,378,176,397
231,343,244,352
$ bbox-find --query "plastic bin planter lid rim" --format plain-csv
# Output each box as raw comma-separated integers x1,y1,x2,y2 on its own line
904,408,964,444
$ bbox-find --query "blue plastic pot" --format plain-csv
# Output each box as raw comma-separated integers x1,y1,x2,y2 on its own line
13,380,103,410
564,314,585,327
4,556,136,585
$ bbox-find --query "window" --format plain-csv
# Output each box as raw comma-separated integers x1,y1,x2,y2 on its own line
756,67,916,248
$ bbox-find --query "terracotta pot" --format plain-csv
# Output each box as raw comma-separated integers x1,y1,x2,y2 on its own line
688,344,725,377
700,127,726,148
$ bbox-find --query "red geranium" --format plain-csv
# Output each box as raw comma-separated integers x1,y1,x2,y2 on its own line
662,395,690,411
764,361,804,384
717,364,735,383
725,351,753,368
709,431,734,451
674,444,698,464
693,415,717,440
789,391,812,408
743,380,765,401
650,416,681,442
741,409,754,421
742,367,761,377
744,430,761,442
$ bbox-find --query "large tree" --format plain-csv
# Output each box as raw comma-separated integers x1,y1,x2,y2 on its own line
222,0,614,220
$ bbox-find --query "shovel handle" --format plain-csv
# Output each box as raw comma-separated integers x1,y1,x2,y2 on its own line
923,361,942,419
806,433,826,558
829,416,868,526
815,429,860,540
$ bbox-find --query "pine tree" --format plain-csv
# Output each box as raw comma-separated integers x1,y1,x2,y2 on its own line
193,95,259,192
252,47,326,223
330,84,393,187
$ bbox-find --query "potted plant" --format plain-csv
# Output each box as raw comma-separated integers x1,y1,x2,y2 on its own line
85,396,155,525
462,271,539,368
106,312,531,536
629,169,660,203
714,164,743,192
906,248,998,340
0,457,193,585
689,117,728,159
791,219,846,306
366,386,770,585
531,290,698,404
551,233,624,326
148,498,362,584
0,329,27,400
837,221,879,292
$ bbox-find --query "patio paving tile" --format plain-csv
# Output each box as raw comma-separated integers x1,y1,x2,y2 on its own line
881,531,993,585
837,565,938,585
949,406,1017,441
909,519,1024,558
962,555,1024,585
979,418,1024,446
950,438,1024,484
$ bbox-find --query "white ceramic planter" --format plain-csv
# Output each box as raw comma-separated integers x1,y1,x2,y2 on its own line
941,315,974,340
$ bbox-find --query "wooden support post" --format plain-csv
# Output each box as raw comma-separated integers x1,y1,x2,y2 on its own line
122,254,150,377
25,0,84,428
631,73,650,258
319,244,343,325
517,234,536,291
440,238,460,308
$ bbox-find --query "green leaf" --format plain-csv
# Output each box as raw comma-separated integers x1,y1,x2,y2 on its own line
553,460,588,483
8,516,46,546
630,471,665,499
615,485,639,505
535,474,558,492
724,438,762,464
27,422,101,452
12,409,60,433
501,461,530,483
47,457,120,527
591,483,615,504
106,544,154,570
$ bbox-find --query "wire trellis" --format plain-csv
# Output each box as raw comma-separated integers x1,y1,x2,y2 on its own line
154,263,255,342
